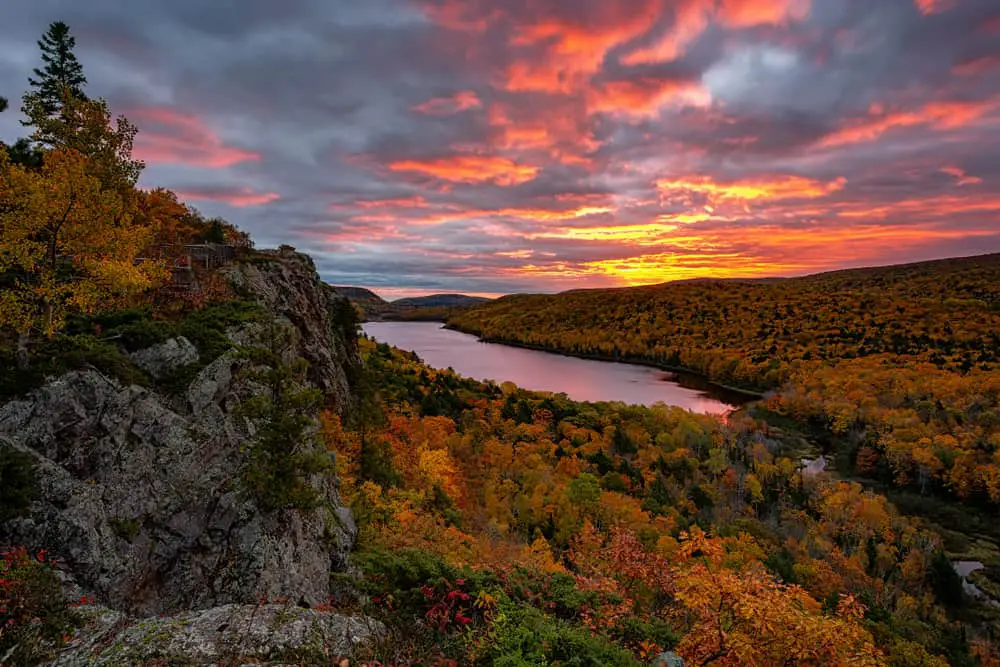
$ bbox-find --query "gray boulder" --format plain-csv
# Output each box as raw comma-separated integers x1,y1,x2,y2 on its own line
653,651,685,667
129,336,199,379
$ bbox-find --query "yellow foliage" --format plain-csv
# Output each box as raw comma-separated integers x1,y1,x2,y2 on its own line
0,147,166,338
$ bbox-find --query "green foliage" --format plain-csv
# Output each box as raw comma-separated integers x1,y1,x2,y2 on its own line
0,300,262,400
568,473,601,507
237,321,331,512
178,300,262,362
0,333,148,399
929,550,964,607
610,616,680,655
22,95,143,192
355,548,639,666
3,138,44,169
503,569,596,620
480,597,640,667
0,446,37,524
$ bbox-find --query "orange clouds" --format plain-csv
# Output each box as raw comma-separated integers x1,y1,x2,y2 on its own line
535,223,673,244
587,78,711,116
657,174,847,202
624,0,811,66
560,220,997,286
345,1,999,292
717,0,811,28
128,107,260,168
953,55,1000,77
388,154,540,186
818,99,997,148
413,91,481,115
503,2,661,92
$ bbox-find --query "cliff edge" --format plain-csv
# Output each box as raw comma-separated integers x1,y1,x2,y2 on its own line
0,247,378,663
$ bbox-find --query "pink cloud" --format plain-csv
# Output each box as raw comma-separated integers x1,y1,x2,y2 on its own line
127,106,261,168
177,186,280,207
413,90,482,115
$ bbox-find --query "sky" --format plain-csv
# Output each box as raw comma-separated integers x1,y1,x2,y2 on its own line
2,0,999,298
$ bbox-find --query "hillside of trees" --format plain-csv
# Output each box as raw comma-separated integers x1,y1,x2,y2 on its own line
449,255,1000,511
326,338,996,665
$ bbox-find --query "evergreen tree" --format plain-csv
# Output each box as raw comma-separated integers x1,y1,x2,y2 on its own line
237,320,332,511
0,96,8,113
25,21,87,118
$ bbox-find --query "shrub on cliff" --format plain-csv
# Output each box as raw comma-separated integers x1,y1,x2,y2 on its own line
0,547,77,665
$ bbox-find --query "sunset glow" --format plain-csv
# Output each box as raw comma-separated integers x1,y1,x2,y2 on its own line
4,0,996,294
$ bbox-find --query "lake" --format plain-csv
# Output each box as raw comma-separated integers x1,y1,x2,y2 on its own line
362,321,740,414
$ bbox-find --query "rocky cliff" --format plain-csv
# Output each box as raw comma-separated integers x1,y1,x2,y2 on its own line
0,247,377,662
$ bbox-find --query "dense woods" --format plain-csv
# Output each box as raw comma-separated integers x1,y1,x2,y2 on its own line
449,257,1000,509
332,339,995,665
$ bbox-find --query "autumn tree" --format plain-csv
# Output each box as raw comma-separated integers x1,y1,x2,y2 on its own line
672,528,883,666
0,147,165,368
25,22,87,118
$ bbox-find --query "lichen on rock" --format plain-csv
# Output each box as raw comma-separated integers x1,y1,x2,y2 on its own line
48,603,384,666
129,336,199,379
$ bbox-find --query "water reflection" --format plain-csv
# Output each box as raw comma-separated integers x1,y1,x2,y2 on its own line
363,322,738,414
952,561,1000,606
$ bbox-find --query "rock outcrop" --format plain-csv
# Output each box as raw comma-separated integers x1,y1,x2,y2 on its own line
128,336,199,379
224,246,360,404
0,248,366,644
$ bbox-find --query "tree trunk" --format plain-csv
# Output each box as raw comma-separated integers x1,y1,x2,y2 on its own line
15,331,30,370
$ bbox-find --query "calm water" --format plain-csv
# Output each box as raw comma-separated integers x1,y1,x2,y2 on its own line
363,322,738,414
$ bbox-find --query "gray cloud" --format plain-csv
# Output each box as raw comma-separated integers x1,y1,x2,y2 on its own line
1,0,998,296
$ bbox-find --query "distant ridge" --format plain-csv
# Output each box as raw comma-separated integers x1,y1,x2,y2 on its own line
331,287,492,321
390,294,490,308
330,286,387,305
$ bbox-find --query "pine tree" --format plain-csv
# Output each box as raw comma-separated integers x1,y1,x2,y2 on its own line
25,21,87,118
0,96,8,113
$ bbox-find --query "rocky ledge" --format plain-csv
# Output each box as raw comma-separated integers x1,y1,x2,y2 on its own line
0,248,376,662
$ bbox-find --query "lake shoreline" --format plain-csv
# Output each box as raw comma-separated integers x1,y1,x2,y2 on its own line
363,321,738,412
443,323,765,402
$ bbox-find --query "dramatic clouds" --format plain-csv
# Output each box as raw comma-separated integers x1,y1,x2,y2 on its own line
2,0,998,296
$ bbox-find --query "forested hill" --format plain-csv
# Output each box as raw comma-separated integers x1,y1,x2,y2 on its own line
333,287,493,321
449,252,1000,513
450,252,1000,391
391,293,491,309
